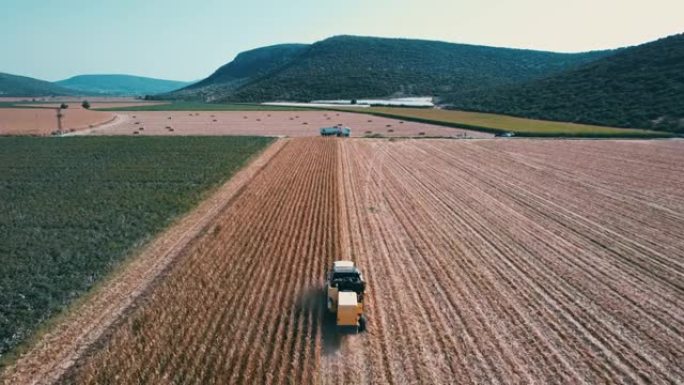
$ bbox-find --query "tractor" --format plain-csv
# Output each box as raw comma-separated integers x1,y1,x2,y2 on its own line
320,126,351,137
325,260,366,332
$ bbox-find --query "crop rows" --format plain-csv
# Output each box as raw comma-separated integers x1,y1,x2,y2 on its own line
64,138,341,384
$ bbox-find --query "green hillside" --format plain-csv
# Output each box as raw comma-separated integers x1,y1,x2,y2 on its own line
163,36,610,102
445,33,684,133
165,44,308,101
57,74,191,96
0,73,74,97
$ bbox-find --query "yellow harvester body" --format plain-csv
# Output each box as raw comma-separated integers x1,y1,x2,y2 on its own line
326,260,366,332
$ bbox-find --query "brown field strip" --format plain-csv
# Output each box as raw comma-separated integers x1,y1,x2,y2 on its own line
4,137,684,384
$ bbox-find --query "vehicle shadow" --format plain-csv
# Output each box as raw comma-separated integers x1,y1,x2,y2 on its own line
297,285,342,356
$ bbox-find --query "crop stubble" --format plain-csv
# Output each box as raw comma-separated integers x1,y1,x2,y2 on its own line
62,138,341,384
335,139,683,384
11,137,683,384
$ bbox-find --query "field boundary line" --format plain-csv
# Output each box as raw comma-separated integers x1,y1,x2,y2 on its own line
0,138,288,385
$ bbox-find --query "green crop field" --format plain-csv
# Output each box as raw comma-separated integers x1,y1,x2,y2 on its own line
95,102,313,112
0,136,272,357
352,107,672,138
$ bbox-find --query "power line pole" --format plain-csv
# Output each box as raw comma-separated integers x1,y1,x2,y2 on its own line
56,108,63,135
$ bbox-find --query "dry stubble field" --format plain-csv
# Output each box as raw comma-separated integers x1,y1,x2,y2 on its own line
85,111,490,138
0,102,165,136
6,137,682,384
0,108,115,136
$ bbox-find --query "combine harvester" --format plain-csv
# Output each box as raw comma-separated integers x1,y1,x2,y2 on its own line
320,125,351,137
325,260,367,332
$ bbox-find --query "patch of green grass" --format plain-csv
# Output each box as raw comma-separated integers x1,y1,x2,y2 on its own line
0,136,272,357
342,107,672,138
95,102,314,112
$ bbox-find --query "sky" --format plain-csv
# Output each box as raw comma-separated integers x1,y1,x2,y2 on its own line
2,0,683,81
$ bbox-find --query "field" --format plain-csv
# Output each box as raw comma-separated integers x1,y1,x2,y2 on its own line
1,137,677,384
353,107,672,138
1,105,490,138
81,110,489,138
0,101,165,136
336,139,684,383
0,108,115,136
0,136,272,360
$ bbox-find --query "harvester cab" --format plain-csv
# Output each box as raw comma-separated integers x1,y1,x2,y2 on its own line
325,260,366,332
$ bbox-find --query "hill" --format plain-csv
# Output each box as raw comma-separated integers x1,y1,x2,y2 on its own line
445,33,684,133
57,74,191,96
164,36,611,102
167,44,308,101
0,72,74,97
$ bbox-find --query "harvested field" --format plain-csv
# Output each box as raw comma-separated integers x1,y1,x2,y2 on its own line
85,110,490,138
0,108,115,135
335,138,684,384
4,138,683,385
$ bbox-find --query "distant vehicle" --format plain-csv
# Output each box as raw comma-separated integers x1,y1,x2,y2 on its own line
320,126,351,137
325,260,366,332
495,131,515,137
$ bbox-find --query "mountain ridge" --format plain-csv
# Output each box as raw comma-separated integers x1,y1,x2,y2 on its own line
56,74,192,96
162,35,613,102
0,72,75,97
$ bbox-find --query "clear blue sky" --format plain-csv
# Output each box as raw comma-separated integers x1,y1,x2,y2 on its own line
2,0,682,81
